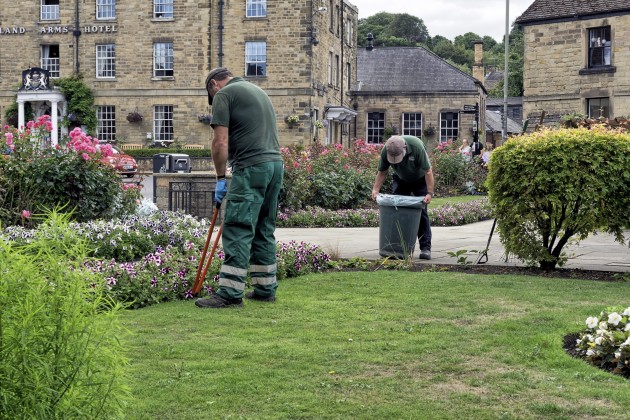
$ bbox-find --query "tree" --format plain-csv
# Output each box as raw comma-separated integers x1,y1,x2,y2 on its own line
487,127,630,269
358,12,428,47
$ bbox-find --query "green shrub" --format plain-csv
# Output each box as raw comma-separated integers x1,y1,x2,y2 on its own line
430,141,488,195
487,127,630,269
125,147,211,158
0,117,135,227
0,212,129,418
280,140,382,210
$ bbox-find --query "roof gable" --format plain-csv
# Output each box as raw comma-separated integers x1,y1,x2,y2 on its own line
355,47,480,94
516,0,630,25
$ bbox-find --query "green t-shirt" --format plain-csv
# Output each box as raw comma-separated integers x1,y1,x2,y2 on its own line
377,135,431,182
211,77,282,171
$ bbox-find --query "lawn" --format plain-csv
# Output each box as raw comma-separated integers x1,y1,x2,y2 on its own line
121,271,630,419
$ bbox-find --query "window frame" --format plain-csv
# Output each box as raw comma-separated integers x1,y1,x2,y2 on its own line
96,0,116,20
95,44,116,79
41,44,60,78
41,0,60,21
153,0,174,19
402,113,423,137
245,41,267,77
587,97,610,119
153,42,174,77
588,26,611,68
439,111,459,143
96,105,116,143
366,112,385,144
154,105,174,143
246,0,267,18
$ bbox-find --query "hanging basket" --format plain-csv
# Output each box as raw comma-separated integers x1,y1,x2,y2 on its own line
126,112,143,123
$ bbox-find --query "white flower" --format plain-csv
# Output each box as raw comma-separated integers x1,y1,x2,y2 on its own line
595,336,605,346
623,307,630,317
599,321,608,330
586,349,596,356
621,338,630,348
608,312,622,326
586,316,599,328
615,351,621,359
625,323,630,332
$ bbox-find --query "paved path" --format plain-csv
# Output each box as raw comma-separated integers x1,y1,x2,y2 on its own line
275,220,630,273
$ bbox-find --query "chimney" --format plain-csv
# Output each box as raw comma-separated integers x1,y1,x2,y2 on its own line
472,40,484,85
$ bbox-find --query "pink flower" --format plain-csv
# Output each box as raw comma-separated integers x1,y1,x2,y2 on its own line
5,132,13,144
21,210,30,219
82,153,89,160
293,162,299,168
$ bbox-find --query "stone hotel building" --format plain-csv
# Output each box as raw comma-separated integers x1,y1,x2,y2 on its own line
0,0,358,147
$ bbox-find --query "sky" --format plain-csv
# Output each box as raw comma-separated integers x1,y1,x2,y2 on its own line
355,0,534,42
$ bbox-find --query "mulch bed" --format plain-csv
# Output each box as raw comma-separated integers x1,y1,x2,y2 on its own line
562,332,629,379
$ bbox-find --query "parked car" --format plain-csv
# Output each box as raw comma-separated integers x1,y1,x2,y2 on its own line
103,146,138,177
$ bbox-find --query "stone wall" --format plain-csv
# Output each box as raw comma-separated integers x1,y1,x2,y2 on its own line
522,14,630,124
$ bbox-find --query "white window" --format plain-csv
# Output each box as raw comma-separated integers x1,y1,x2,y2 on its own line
41,0,60,21
346,17,353,45
153,42,174,77
366,111,385,144
245,42,266,77
96,44,116,78
588,27,611,67
327,51,333,85
96,0,116,20
96,106,116,142
440,111,459,142
246,0,266,18
41,45,60,78
154,105,174,142
154,0,173,19
587,98,610,119
402,113,423,137
334,54,339,88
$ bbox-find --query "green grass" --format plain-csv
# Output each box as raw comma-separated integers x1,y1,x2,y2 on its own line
431,194,485,207
121,271,630,419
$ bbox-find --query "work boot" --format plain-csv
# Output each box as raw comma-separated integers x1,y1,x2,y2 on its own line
244,291,276,302
419,249,432,260
195,293,243,308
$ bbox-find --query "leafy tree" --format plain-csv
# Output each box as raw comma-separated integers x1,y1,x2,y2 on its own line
487,127,630,269
358,12,428,47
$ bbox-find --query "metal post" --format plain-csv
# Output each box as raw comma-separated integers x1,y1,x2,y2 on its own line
502,0,509,143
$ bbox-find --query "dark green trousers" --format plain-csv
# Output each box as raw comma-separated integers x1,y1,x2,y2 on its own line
216,160,284,299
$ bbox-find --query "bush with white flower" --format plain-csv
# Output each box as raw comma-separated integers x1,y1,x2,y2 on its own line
575,306,630,377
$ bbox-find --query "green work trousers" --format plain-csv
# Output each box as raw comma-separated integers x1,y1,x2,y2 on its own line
216,160,284,299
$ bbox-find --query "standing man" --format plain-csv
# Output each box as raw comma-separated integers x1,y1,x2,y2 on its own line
196,67,284,308
371,135,434,260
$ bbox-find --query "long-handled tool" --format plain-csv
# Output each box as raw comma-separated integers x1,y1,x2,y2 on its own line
192,203,222,295
476,218,497,264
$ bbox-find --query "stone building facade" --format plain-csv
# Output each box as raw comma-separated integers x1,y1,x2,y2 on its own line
0,0,358,147
351,46,486,149
516,0,630,126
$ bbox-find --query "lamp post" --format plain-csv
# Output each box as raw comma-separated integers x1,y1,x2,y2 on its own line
502,0,509,143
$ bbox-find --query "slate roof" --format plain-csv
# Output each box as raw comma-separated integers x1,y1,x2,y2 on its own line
354,47,482,94
485,110,522,134
486,97,523,107
515,0,630,25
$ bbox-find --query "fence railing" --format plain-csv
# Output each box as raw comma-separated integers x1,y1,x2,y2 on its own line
168,181,217,220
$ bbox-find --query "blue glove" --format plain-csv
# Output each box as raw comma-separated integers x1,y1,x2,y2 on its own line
214,179,227,204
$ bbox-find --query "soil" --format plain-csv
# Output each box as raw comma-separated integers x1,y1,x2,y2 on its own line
562,333,629,379
408,262,627,282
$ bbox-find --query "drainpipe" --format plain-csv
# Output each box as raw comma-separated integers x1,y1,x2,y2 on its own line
73,0,81,74
340,3,344,146
218,0,224,66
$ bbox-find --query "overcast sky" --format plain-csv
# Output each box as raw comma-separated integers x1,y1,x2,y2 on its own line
355,0,534,42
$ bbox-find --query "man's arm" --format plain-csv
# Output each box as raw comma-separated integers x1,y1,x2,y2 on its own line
424,168,434,204
371,170,388,200
211,125,229,176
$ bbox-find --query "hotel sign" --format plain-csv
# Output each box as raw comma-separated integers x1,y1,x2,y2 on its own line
40,25,117,34
0,25,117,35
